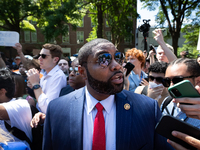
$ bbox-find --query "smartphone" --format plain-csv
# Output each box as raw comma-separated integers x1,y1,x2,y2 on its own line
149,44,156,53
168,80,200,98
155,115,200,150
124,62,135,76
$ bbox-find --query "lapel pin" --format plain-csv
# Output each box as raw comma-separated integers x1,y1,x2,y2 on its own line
124,103,130,110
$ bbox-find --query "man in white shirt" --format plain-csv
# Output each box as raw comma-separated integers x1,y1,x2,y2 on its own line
43,38,174,150
26,43,67,113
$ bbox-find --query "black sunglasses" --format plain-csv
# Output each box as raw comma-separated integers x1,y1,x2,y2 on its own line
96,52,124,68
69,67,79,75
163,75,197,87
149,76,165,84
36,54,50,59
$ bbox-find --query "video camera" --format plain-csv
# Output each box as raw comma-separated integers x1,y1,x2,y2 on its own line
138,19,151,33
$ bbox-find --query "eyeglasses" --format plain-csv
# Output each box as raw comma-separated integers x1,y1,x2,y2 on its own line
149,76,165,84
163,75,197,87
37,54,50,59
69,67,79,75
95,52,124,68
58,63,68,66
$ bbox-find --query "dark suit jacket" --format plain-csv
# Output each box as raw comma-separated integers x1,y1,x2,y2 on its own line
59,85,74,97
43,87,174,150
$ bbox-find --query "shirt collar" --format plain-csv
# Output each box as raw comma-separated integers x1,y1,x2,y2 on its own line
43,65,60,78
85,86,115,115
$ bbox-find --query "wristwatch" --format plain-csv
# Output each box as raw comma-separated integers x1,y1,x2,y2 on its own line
32,84,41,90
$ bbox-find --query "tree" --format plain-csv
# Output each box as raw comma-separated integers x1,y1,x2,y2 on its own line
140,0,200,56
36,0,83,42
0,0,49,33
84,0,137,47
0,0,82,41
178,12,200,58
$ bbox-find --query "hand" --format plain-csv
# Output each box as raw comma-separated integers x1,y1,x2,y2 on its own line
153,29,164,45
123,68,130,90
149,50,156,57
140,78,149,86
173,85,200,119
167,131,200,150
147,85,164,100
13,43,23,54
30,112,46,128
26,68,40,86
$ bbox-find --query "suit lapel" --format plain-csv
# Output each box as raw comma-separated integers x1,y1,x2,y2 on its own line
70,87,85,150
116,91,132,150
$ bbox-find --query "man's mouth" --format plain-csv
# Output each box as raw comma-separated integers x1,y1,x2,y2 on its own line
110,73,123,84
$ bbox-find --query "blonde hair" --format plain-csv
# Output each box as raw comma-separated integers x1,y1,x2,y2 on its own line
0,128,13,145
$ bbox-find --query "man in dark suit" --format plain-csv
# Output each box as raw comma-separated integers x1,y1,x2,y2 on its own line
43,38,174,150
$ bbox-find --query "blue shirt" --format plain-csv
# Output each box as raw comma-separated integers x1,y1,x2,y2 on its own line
128,70,148,92
161,97,200,128
0,142,30,150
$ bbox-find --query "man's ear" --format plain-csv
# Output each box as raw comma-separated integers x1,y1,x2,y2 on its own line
0,88,6,96
78,65,87,80
53,57,59,64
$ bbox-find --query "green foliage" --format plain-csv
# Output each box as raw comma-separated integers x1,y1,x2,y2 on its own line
86,26,97,42
178,12,200,58
0,0,83,41
84,0,138,46
20,20,36,31
178,45,199,59
0,0,48,32
37,0,83,42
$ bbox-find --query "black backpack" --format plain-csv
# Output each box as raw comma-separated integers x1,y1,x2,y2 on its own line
5,105,43,150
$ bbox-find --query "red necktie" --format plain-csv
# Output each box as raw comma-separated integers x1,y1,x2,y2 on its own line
92,103,106,150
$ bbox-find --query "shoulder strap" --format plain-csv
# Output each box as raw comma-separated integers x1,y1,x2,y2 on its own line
4,121,31,145
141,86,148,96
30,105,43,150
161,96,173,112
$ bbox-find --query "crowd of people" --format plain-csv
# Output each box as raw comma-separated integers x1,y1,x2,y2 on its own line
0,28,200,150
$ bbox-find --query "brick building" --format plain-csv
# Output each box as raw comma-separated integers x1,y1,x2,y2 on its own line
2,13,136,59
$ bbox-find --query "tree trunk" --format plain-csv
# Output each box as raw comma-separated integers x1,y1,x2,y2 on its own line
172,34,179,56
97,3,103,38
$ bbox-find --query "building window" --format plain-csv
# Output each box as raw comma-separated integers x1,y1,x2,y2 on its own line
62,25,70,43
124,35,132,44
24,30,37,43
24,31,30,42
62,32,70,43
105,31,111,41
31,31,37,42
77,31,84,44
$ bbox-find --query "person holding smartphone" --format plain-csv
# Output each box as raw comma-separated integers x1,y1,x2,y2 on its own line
125,48,148,92
160,58,200,149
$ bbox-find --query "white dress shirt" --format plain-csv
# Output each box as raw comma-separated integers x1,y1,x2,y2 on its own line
37,65,67,113
83,87,116,150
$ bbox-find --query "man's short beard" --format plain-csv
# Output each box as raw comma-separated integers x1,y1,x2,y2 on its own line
85,66,124,95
